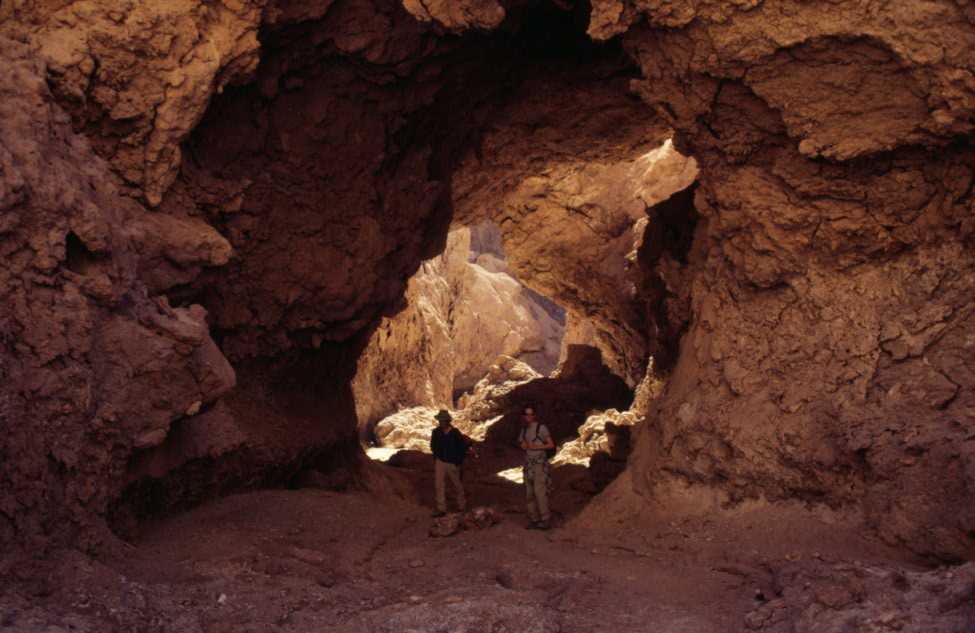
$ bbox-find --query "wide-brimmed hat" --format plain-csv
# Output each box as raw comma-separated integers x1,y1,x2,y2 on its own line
434,409,452,423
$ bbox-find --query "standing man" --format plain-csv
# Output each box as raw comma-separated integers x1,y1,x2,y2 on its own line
430,409,472,517
517,405,555,530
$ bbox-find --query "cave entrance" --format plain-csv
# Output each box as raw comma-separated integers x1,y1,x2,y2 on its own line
355,218,567,444
113,0,697,531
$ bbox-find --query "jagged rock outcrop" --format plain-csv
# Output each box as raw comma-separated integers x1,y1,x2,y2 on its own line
589,0,975,560
0,36,235,551
554,408,637,466
456,347,633,447
353,225,564,430
371,349,633,458
373,407,441,451
453,83,699,385
3,0,268,207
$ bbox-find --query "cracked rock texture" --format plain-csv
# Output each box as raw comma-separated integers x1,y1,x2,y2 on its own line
593,0,975,560
353,224,564,431
3,0,268,207
3,0,975,569
452,77,698,385
0,36,234,551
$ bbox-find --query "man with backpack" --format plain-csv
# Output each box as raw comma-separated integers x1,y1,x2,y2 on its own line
517,405,555,530
430,409,474,517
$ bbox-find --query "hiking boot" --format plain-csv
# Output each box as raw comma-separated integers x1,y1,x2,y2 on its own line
524,521,540,530
431,511,446,518
536,520,550,530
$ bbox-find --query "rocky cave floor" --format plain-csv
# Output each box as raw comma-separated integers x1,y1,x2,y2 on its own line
4,451,970,633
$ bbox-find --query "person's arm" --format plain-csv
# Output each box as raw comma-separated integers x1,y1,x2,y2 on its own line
459,431,479,458
430,429,441,459
517,429,528,450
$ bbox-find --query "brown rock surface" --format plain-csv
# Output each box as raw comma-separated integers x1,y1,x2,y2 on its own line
554,408,638,466
743,560,975,633
401,0,505,32
453,80,698,385
0,36,235,551
594,0,975,560
2,0,973,583
5,0,267,207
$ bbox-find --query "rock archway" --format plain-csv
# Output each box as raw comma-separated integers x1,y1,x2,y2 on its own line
2,0,973,573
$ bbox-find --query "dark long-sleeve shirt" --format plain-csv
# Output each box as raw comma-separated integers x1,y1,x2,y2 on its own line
431,426,470,465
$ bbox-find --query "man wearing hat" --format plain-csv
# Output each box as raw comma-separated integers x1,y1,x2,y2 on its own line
430,409,473,517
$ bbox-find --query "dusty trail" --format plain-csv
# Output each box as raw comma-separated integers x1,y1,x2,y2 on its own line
0,452,937,633
113,488,750,632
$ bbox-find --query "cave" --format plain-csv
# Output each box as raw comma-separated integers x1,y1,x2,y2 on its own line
2,0,975,631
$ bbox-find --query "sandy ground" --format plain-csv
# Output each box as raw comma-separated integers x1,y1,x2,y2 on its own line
3,450,955,633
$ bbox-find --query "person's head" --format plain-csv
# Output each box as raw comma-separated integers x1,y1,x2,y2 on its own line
434,409,452,427
521,406,536,425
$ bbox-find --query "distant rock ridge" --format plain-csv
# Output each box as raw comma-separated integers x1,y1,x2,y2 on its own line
353,225,565,432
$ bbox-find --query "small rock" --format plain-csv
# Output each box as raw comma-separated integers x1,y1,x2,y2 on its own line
496,570,514,589
217,593,227,605
316,574,336,588
409,559,425,568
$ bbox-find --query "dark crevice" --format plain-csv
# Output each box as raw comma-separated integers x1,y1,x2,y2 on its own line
64,231,101,276
638,183,701,372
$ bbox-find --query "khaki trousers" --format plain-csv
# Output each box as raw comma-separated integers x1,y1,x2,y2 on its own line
524,455,551,522
435,459,466,513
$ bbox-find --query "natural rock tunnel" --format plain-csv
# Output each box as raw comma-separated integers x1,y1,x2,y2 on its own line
2,0,975,630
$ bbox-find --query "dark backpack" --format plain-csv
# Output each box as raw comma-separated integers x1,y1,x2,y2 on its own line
534,425,556,460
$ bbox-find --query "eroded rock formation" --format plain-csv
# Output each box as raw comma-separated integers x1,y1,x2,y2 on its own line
4,0,267,207
452,88,699,385
352,223,564,431
602,1,975,561
0,36,235,550
2,0,974,576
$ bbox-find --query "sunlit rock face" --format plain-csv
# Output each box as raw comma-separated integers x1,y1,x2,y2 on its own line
353,224,564,432
453,79,699,386
371,350,632,455
592,1,975,560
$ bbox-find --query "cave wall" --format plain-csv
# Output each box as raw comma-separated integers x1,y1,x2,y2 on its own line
601,2,975,560
0,36,235,551
0,0,465,550
2,0,651,550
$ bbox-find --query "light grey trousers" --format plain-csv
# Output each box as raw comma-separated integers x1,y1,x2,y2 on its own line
523,454,551,522
435,459,466,513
